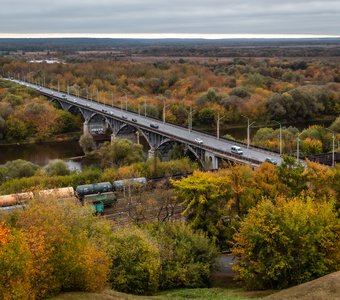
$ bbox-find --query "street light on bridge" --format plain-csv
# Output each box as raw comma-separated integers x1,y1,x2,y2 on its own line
216,112,225,140
241,115,255,149
188,107,195,133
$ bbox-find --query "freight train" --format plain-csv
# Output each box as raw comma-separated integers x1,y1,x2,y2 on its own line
0,177,148,214
0,174,189,215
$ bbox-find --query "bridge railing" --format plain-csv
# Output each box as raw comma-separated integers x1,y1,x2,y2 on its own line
24,80,280,160
159,131,262,166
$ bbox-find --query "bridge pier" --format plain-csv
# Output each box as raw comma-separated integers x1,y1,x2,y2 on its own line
83,121,90,135
148,147,156,159
204,151,219,170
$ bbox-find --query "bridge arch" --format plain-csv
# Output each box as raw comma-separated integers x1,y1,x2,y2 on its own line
87,113,111,134
50,98,63,110
67,105,85,121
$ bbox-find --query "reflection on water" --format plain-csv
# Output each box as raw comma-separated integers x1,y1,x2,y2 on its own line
0,140,84,166
64,160,82,172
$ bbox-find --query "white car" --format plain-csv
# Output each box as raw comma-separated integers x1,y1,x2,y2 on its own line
231,145,243,155
194,138,203,144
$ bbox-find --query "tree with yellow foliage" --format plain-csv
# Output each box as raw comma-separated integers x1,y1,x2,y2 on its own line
232,196,340,290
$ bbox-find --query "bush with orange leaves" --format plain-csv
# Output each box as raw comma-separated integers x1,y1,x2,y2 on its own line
0,199,112,299
0,222,31,300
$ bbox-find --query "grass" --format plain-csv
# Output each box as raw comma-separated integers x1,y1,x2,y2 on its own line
52,288,259,300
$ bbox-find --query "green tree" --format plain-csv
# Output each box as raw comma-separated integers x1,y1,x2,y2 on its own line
4,116,29,141
1,159,39,180
232,196,340,289
108,226,160,295
197,107,215,125
146,221,218,290
172,170,231,246
43,159,70,176
96,139,144,168
230,87,250,98
79,133,95,154
330,116,340,133
277,155,307,196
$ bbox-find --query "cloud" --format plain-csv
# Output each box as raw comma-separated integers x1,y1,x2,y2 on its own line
1,0,339,35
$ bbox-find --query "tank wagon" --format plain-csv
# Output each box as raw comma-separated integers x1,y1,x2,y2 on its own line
112,177,147,191
75,182,116,215
0,192,34,207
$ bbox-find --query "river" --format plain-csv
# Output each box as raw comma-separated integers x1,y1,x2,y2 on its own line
0,120,332,168
0,140,84,170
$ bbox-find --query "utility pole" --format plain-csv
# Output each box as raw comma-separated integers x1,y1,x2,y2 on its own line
144,98,147,117
163,99,167,123
216,112,225,140
188,107,195,133
241,115,255,149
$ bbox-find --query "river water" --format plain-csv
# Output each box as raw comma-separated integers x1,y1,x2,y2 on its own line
0,140,84,170
0,120,332,168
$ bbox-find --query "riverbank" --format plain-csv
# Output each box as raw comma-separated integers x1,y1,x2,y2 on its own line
0,131,81,146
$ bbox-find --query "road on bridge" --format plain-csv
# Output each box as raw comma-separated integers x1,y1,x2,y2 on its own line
9,78,284,166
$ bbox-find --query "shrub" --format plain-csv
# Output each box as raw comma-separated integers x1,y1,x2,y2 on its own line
43,159,70,176
146,221,219,290
0,223,31,300
10,199,111,298
108,227,160,295
232,196,340,290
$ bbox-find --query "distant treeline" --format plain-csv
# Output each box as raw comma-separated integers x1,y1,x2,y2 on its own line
0,38,340,57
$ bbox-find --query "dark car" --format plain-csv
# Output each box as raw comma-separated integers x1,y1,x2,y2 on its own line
150,123,159,129
265,157,278,165
132,118,137,122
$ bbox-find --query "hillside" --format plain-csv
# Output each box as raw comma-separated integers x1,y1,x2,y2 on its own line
264,271,340,300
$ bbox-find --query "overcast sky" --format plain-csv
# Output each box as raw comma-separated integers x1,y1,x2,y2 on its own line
0,0,339,37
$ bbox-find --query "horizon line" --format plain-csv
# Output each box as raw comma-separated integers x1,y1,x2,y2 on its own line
0,33,340,39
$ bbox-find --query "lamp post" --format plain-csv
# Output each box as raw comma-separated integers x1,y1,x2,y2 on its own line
162,98,169,124
296,131,304,163
216,112,225,140
188,107,195,133
241,115,255,149
273,120,282,156
325,128,335,167
144,98,147,117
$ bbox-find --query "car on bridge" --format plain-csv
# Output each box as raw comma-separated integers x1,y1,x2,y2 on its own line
194,137,203,144
122,115,127,119
150,123,159,129
132,118,137,122
231,145,243,155
265,157,278,165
